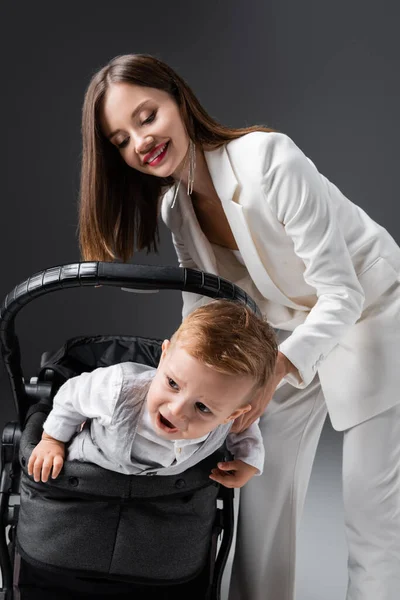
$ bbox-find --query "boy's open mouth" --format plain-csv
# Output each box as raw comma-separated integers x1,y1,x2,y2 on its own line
158,412,179,434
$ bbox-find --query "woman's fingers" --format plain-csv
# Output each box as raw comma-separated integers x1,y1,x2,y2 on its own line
231,405,261,432
231,384,276,433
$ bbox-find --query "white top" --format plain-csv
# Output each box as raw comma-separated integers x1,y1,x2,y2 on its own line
162,131,400,430
232,248,245,266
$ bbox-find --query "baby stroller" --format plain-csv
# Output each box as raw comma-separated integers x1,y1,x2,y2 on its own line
0,262,261,600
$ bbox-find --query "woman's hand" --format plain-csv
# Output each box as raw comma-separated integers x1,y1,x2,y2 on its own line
231,351,297,433
27,432,66,483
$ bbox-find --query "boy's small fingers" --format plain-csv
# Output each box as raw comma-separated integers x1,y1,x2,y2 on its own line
32,458,44,482
41,458,53,483
27,451,38,470
219,477,235,488
212,467,226,474
209,473,224,485
217,462,235,470
52,457,64,479
210,472,237,487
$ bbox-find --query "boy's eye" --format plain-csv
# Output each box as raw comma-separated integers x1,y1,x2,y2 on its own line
167,377,179,390
196,402,212,414
142,111,155,125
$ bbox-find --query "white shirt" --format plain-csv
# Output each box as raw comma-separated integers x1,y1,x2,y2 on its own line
43,362,265,476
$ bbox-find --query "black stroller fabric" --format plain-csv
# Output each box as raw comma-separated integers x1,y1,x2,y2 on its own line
16,335,228,588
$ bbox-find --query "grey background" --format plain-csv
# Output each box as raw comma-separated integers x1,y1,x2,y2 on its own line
1,1,399,598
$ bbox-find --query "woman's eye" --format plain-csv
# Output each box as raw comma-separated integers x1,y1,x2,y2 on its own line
196,402,212,414
142,111,156,125
116,138,129,149
167,377,179,390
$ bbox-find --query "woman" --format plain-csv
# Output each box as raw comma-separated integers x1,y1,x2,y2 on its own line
79,54,400,600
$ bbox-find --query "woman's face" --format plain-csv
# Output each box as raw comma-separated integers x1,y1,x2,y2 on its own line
100,82,190,179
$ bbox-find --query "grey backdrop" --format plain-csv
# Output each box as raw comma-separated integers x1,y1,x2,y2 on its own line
1,2,399,599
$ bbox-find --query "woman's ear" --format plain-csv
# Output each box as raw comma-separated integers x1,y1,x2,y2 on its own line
223,404,252,423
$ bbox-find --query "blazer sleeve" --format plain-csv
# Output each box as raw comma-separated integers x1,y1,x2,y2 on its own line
171,230,213,319
260,134,365,387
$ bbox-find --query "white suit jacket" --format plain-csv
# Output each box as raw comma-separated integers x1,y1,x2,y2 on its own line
161,132,400,430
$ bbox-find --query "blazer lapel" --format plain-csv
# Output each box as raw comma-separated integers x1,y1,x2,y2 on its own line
204,146,309,310
161,185,217,274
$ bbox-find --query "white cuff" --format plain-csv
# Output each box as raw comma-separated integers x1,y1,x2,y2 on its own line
43,413,81,443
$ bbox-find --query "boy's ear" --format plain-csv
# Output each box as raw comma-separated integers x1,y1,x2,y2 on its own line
160,339,171,363
223,404,252,423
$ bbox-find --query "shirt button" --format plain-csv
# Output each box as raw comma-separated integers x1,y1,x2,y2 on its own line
177,447,182,454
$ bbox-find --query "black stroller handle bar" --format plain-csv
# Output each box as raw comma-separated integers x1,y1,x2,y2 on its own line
0,262,261,423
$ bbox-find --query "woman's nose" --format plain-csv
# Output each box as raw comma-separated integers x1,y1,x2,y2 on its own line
135,134,154,155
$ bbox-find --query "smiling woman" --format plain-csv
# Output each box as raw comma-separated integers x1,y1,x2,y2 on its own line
100,84,189,177
79,53,272,260
78,53,400,600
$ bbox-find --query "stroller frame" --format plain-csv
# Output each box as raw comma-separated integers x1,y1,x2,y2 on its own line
0,262,261,599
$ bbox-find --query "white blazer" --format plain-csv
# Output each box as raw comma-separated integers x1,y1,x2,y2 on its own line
161,132,400,430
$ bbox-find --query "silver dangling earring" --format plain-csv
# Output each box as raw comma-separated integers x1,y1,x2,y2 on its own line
187,139,196,196
171,139,196,208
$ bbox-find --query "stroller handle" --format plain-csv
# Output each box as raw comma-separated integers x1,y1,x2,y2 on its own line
0,262,261,423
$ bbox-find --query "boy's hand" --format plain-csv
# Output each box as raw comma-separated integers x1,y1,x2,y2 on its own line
209,459,258,488
27,433,65,483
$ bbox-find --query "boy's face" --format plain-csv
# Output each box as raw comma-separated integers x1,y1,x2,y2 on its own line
146,341,254,440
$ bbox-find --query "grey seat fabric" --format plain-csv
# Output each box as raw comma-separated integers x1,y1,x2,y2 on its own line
18,408,225,582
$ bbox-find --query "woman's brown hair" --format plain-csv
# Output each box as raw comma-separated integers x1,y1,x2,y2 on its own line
79,54,274,262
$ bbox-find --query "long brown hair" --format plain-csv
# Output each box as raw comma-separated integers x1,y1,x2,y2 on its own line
79,54,274,262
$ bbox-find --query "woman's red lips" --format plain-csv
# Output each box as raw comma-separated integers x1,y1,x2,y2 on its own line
144,142,169,166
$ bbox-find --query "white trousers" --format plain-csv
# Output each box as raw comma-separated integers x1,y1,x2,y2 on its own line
228,375,400,600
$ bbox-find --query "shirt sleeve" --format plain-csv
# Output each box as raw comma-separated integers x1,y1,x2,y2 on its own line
260,134,365,387
43,364,124,442
226,419,265,474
